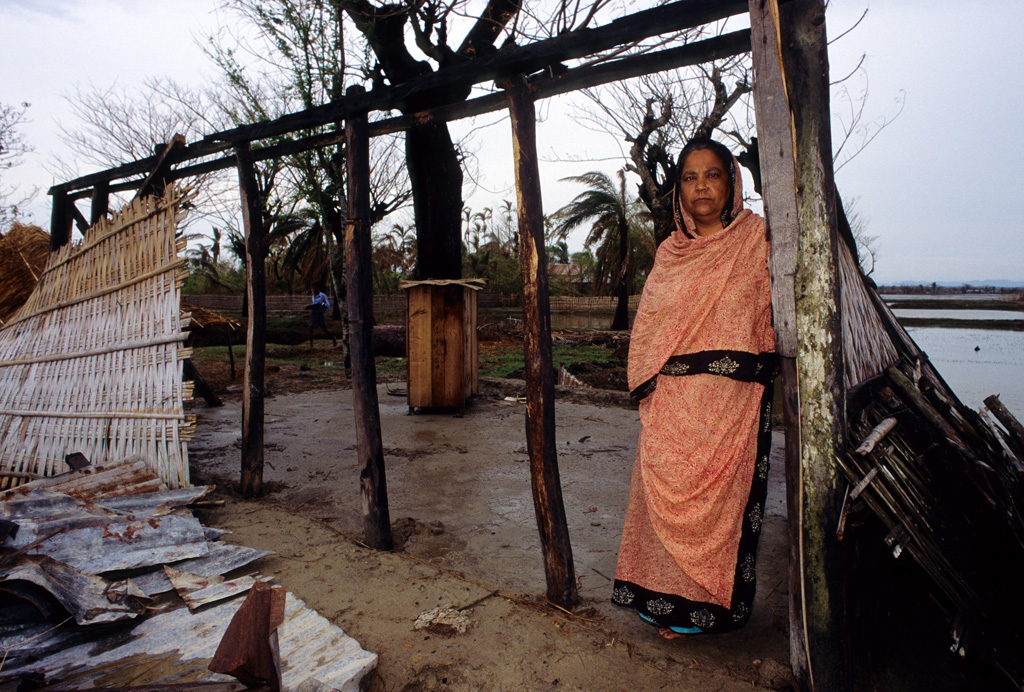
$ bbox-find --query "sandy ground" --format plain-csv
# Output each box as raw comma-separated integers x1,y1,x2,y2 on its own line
188,379,794,691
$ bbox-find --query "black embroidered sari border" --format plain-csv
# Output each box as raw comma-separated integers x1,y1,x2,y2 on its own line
630,350,779,401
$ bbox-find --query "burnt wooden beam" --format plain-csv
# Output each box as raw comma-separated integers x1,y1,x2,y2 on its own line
70,203,89,233
49,189,72,252
750,0,847,688
51,138,233,196
344,86,394,551
209,0,747,144
502,73,578,609
236,142,267,498
90,180,110,226
59,29,749,201
135,136,187,200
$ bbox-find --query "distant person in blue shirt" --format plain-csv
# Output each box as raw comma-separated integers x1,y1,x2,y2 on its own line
307,283,337,347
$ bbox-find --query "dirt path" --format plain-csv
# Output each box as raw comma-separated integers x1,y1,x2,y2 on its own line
188,382,792,691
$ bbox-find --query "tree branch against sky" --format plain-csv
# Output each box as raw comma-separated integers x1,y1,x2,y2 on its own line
0,101,34,228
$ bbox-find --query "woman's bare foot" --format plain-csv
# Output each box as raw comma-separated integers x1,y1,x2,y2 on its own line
659,627,686,640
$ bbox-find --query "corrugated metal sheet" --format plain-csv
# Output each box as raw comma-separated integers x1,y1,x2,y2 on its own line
131,542,274,597
0,591,377,692
0,554,145,625
2,460,377,692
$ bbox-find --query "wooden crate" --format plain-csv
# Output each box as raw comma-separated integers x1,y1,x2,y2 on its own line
404,281,480,410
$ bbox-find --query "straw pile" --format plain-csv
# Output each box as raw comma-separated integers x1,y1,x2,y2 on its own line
0,222,51,325
0,188,193,489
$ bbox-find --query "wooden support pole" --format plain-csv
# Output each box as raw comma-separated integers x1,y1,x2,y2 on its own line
236,142,267,498
90,181,110,226
749,0,847,689
501,73,579,609
183,358,223,408
344,85,393,551
49,189,72,252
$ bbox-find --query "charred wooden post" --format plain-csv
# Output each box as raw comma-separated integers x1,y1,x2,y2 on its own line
90,181,110,226
344,85,393,551
501,73,579,609
750,0,847,689
49,189,72,252
236,142,267,498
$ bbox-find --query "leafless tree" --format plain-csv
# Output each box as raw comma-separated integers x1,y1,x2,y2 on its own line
0,101,35,228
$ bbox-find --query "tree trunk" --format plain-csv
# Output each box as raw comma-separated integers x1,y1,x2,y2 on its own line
407,121,464,280
611,218,631,330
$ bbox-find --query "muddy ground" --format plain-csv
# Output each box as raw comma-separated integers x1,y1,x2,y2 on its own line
188,376,796,692
184,321,973,692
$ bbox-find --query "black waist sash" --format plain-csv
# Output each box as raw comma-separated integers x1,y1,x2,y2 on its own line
630,350,779,402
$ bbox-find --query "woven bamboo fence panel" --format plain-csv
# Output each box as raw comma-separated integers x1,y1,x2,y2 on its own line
0,189,192,489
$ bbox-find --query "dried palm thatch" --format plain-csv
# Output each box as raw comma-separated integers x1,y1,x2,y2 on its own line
0,222,51,325
0,188,194,489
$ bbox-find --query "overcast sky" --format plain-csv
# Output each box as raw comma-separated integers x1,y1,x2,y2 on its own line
2,0,1022,285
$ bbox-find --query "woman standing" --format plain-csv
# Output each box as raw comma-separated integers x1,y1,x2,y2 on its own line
611,137,777,637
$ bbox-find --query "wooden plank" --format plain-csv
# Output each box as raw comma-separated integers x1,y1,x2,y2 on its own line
344,85,393,551
236,142,266,499
89,180,109,226
49,189,72,252
749,0,847,689
467,288,479,396
406,286,431,408
502,73,578,609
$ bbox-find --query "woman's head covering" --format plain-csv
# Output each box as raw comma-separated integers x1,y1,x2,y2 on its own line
673,136,742,238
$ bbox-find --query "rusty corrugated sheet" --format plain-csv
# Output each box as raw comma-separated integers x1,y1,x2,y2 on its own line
1,590,377,692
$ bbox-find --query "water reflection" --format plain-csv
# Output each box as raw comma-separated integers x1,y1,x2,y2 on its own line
905,327,1024,415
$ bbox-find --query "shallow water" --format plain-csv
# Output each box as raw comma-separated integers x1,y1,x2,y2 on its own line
905,326,1024,416
893,309,1024,321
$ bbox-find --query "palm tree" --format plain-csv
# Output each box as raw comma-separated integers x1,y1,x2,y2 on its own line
551,170,635,330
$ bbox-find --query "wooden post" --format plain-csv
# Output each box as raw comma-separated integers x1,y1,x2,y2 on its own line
344,85,393,551
236,142,267,498
49,189,72,252
90,181,110,226
501,73,579,609
749,0,847,689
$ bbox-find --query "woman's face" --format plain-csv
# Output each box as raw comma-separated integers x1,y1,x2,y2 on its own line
679,148,730,234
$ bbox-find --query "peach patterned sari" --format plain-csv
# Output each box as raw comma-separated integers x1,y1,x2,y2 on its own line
612,167,776,633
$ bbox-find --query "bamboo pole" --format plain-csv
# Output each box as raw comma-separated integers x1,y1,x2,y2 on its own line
236,142,266,498
501,73,579,609
749,0,847,688
344,85,393,551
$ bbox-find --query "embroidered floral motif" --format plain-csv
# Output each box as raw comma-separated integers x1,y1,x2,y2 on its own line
763,402,772,432
662,361,690,376
748,503,763,533
707,356,740,376
742,554,756,582
732,602,750,622
757,454,769,481
647,598,674,616
612,585,635,605
690,609,715,629
755,362,763,375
